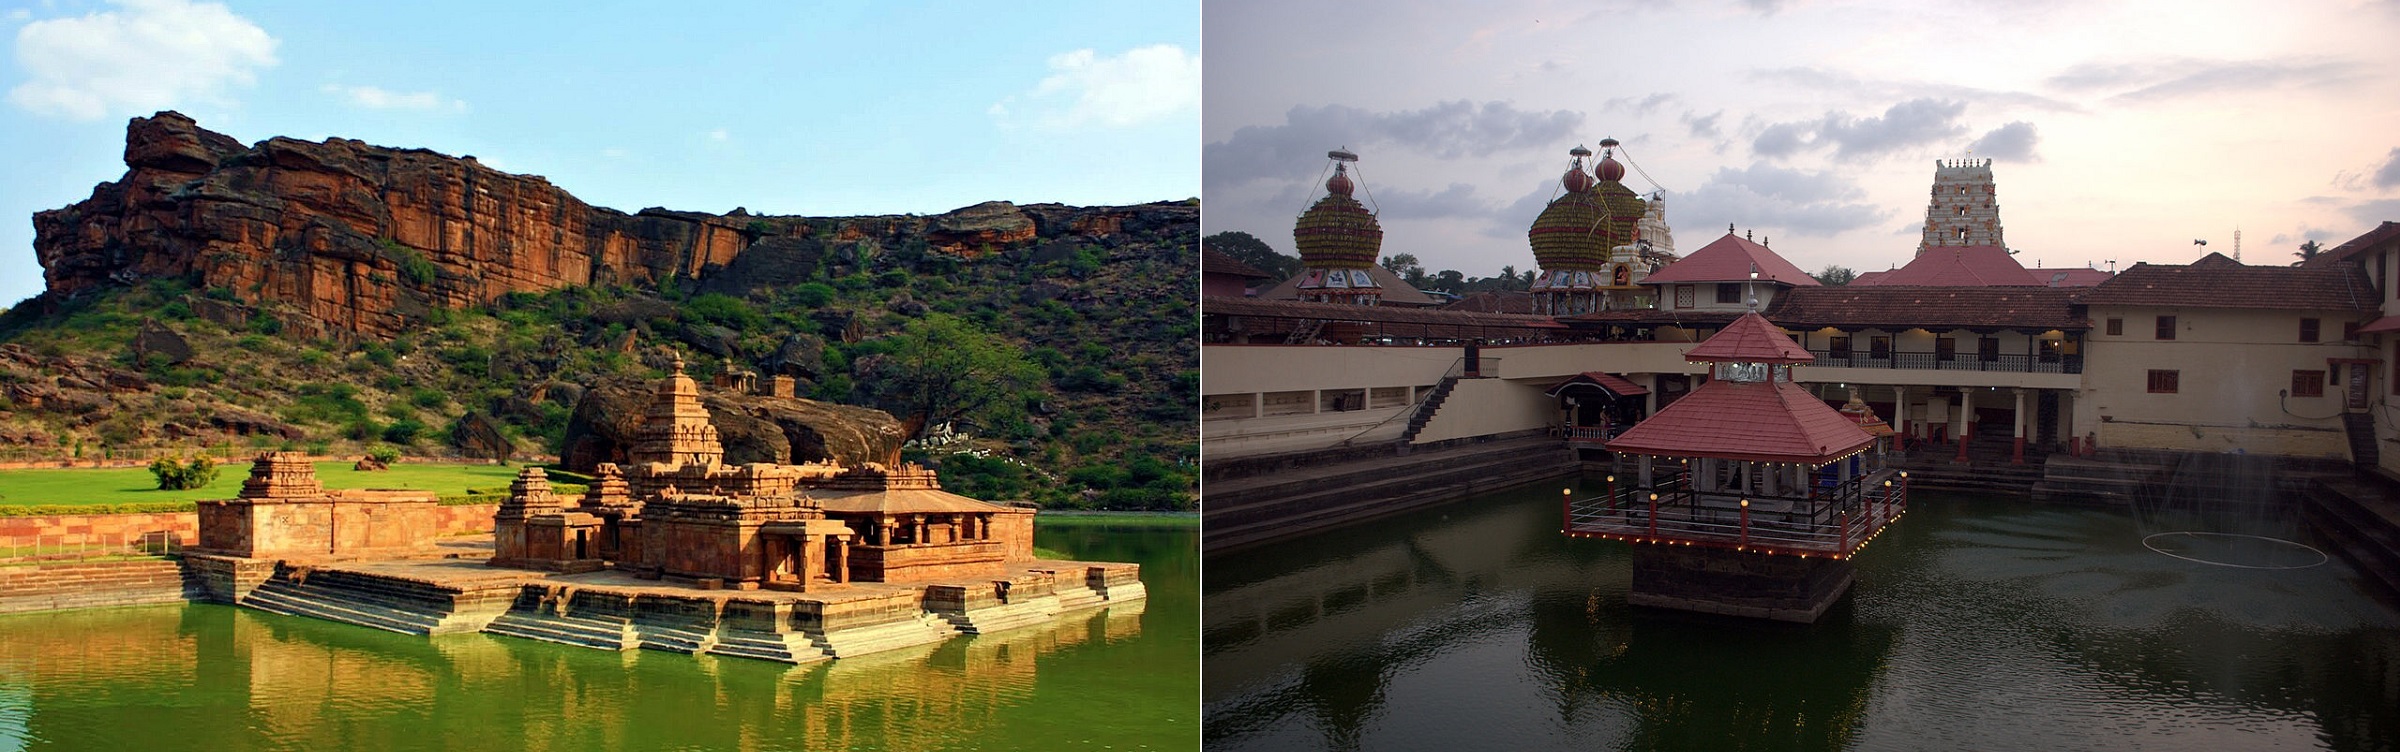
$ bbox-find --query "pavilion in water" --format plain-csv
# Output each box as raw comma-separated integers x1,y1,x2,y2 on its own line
1563,309,1909,622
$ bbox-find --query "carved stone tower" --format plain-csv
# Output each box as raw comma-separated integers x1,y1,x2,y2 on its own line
1918,158,2004,254
630,355,725,468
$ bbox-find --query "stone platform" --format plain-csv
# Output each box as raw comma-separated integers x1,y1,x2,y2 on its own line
200,550,1145,664
1627,545,1854,623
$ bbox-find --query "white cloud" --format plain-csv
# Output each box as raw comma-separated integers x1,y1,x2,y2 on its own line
993,44,1198,129
6,9,29,20
708,128,729,142
601,147,628,159
7,0,278,120
321,83,464,112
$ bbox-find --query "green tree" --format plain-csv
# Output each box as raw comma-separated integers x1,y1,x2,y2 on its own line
1380,253,1424,285
1203,231,1301,279
2293,239,2325,266
868,313,1043,440
1813,265,1857,286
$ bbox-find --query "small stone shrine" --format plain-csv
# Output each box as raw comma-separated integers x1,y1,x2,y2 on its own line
195,452,442,559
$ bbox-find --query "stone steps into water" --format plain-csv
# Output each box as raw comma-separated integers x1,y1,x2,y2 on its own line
1206,437,1576,552
484,610,638,651
242,579,445,636
811,612,959,658
2305,476,2400,598
708,631,832,663
941,594,1064,635
634,621,720,654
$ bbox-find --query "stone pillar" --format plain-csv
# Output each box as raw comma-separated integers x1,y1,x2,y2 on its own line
2011,388,2028,465
1955,389,1974,463
830,536,848,583
1892,385,1909,439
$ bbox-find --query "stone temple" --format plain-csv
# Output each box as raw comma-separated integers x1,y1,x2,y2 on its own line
183,360,1143,664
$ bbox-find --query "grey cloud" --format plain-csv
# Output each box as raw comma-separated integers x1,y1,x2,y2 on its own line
1674,163,1888,236
1743,0,1788,15
1481,180,1575,240
1682,110,1724,139
2346,198,2400,226
1751,67,2081,113
2374,148,2400,190
1368,182,1492,220
1604,93,1678,115
1750,99,1969,161
2047,57,2368,103
1203,100,1586,187
1969,121,2040,162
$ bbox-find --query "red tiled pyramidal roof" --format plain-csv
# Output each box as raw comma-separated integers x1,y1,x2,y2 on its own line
1853,245,2039,286
2077,252,2375,312
1643,232,1822,287
1681,312,1812,363
1606,378,1875,463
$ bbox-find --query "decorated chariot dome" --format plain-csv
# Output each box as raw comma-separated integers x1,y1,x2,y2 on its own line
1291,149,1385,304
1528,140,1650,314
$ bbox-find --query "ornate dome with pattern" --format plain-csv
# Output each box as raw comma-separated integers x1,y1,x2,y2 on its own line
1293,165,1382,270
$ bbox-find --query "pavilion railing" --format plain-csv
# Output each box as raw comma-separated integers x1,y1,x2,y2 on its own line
1563,469,1909,555
1807,350,2081,374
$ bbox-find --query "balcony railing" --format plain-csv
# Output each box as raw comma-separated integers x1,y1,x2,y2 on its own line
1562,470,1909,557
1807,350,2081,374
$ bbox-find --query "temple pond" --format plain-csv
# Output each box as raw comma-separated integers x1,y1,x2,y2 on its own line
1204,481,2400,751
0,516,1195,751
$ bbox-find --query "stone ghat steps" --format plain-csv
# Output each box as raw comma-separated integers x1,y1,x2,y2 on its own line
710,631,833,664
1054,584,1109,612
940,594,1064,635
2305,479,2400,598
242,579,446,636
635,621,721,654
810,612,959,658
0,559,193,595
484,611,638,651
1205,438,1563,510
1207,444,1578,553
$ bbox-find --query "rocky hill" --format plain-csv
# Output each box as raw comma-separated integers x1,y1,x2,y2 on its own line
2,113,1197,509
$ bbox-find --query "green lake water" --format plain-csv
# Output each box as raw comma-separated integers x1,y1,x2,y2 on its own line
1203,481,2400,751
0,518,1196,751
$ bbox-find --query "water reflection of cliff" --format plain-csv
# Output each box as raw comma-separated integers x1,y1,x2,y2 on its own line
0,600,1144,751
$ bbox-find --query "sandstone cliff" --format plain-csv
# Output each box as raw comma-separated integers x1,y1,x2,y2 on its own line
33,111,1192,339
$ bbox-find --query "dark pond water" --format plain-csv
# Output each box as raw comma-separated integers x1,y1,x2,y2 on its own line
1203,480,2400,751
0,518,1196,751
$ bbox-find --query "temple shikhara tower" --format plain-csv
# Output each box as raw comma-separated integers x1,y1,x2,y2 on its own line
1919,158,2004,253
1290,149,1386,305
1528,140,1673,314
1563,310,1909,622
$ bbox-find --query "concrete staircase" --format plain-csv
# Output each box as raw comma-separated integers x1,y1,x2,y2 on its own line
2305,476,2400,598
1399,377,1460,443
1895,434,2049,497
1204,436,1577,552
2344,412,2379,467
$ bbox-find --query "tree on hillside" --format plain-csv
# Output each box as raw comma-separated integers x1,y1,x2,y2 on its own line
2293,239,2325,266
1813,265,1857,286
1203,231,1301,279
866,313,1042,441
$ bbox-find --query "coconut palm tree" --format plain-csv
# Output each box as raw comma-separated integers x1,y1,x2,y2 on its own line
2292,239,2324,266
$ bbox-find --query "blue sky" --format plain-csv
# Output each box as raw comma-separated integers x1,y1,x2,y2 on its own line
1206,0,2400,280
0,0,1200,306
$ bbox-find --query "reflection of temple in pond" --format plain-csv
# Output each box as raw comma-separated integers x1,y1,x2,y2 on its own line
0,599,1150,751
178,360,1144,666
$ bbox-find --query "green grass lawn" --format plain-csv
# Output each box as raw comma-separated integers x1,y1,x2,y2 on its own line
0,461,532,508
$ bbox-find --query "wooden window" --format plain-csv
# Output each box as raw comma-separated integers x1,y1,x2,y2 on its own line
2292,370,2325,398
1870,337,1892,359
1829,336,1852,356
1978,336,2000,362
2038,339,2061,362
1716,283,1743,304
2346,321,2361,341
1675,285,1695,309
1935,337,1956,360
2300,317,2320,343
2106,318,2123,336
2155,315,2177,340
2147,370,2179,394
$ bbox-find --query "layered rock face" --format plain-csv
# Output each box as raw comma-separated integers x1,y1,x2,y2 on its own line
33,111,1190,339
560,376,905,472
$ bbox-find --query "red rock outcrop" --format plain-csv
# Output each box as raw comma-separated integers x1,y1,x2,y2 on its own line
32,112,1192,339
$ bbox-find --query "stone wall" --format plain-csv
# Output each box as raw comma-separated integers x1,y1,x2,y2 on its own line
0,558,197,613
0,512,196,557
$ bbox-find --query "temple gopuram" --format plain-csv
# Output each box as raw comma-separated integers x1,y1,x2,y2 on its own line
1563,309,1909,622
